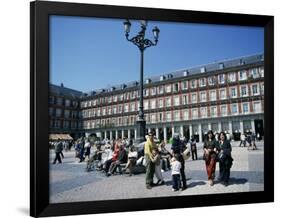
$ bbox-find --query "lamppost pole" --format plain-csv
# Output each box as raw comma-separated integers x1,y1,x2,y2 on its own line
123,20,160,143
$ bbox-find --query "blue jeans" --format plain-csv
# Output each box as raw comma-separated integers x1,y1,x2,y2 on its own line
172,174,181,190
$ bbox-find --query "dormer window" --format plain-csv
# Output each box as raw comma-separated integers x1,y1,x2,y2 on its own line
200,67,206,73
160,75,166,81
145,79,151,84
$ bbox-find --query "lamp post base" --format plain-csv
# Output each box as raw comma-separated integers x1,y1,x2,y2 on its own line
135,120,146,144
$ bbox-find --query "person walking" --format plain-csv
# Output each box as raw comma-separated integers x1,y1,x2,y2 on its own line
170,154,182,191
218,132,233,186
84,139,91,161
203,130,218,186
190,136,198,160
79,138,85,163
53,141,63,164
144,132,157,189
239,133,246,147
171,134,187,190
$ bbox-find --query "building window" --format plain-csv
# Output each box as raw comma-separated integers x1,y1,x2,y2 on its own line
242,103,249,114
199,78,206,87
124,104,129,112
240,85,248,97
144,89,149,97
65,99,71,107
259,67,264,77
228,72,236,82
253,101,261,113
252,84,259,95
182,81,188,90
56,97,63,105
113,95,118,102
239,70,247,80
166,112,171,122
209,90,216,101
108,107,112,115
218,74,225,84
151,87,156,95
49,108,53,116
210,106,217,117
130,103,135,112
231,104,238,115
55,108,62,117
165,84,172,93
200,107,207,118
64,110,70,118
63,121,69,128
144,101,149,110
54,120,61,128
173,83,179,92
158,86,164,94
174,96,180,106
220,105,227,116
151,114,156,123
219,89,226,100
174,111,180,121
158,99,163,108
208,76,216,86
166,97,171,107
250,68,260,79
118,105,122,113
151,99,156,109
182,95,188,105
260,83,264,95
190,79,197,89
230,87,237,98
191,93,197,103
192,108,198,119
200,91,206,102
183,110,189,120
159,113,163,122
102,108,106,115
49,96,55,104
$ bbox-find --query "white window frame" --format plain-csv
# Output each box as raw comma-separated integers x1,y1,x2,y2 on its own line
230,87,237,98
209,90,217,101
251,83,260,96
219,88,226,100
200,91,206,102
231,103,239,115
240,85,248,97
220,105,227,117
210,106,217,117
200,107,207,118
242,102,250,114
191,93,197,103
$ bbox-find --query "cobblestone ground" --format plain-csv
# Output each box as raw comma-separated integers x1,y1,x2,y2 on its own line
50,141,264,203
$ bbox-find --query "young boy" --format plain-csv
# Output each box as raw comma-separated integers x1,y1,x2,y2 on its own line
170,154,182,191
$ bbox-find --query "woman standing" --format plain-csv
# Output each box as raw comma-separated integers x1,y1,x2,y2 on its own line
203,130,218,186
218,132,233,186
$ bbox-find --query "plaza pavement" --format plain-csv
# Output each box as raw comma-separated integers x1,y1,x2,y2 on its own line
49,141,264,203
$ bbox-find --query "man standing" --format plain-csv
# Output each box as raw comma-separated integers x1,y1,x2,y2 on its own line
144,132,157,189
171,134,187,190
53,141,63,164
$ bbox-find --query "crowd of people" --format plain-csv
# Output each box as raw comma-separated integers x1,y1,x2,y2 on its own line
50,129,261,191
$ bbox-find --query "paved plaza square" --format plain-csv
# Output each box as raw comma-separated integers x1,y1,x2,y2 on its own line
50,141,264,203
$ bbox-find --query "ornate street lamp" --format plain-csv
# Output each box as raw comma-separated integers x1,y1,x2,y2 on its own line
123,19,160,143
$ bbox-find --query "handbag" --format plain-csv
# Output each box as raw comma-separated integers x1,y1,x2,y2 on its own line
182,148,191,160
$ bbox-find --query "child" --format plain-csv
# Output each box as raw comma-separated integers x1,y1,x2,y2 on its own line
170,154,182,191
151,148,165,185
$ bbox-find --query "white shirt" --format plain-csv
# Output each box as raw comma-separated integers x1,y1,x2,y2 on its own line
171,160,181,175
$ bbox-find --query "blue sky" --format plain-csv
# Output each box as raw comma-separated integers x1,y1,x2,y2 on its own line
50,16,264,92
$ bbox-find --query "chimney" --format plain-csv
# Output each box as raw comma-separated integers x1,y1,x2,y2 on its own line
60,83,64,87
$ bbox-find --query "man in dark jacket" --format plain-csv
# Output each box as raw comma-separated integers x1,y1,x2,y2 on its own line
171,134,187,190
53,141,63,164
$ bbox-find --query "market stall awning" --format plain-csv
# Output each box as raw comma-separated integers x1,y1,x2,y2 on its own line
49,134,73,140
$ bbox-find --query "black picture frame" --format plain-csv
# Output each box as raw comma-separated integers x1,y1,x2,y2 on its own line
30,1,274,217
